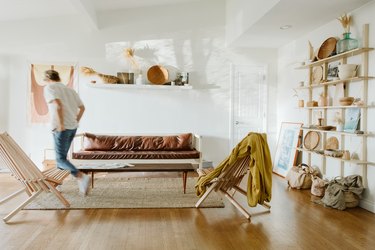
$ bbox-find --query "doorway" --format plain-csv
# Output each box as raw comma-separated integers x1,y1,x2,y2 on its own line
230,64,267,149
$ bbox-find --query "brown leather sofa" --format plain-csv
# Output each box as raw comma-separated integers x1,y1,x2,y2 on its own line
70,132,202,166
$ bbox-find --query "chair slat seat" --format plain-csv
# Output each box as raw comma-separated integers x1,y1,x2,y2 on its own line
42,168,70,185
0,132,70,223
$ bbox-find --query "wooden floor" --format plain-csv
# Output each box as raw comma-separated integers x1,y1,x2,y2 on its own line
1,172,375,250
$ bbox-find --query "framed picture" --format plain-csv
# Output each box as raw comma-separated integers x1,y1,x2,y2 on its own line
273,122,303,177
344,108,361,132
327,61,339,81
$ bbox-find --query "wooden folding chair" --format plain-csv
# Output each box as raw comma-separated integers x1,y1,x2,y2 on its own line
195,133,272,220
0,132,70,223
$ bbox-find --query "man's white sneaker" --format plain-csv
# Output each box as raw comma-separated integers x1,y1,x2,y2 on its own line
78,174,91,195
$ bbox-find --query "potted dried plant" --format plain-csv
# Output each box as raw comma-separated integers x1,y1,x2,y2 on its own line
336,13,359,54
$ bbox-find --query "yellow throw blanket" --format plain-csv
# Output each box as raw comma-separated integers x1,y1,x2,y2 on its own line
195,133,272,207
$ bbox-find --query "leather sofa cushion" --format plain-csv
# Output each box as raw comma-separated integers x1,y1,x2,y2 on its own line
82,133,193,151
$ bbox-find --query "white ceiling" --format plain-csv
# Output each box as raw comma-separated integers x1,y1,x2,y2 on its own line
0,0,373,48
231,0,373,48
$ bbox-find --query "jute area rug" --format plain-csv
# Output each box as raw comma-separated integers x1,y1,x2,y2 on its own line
25,177,224,210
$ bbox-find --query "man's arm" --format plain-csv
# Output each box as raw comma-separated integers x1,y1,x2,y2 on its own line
51,99,65,131
76,105,85,123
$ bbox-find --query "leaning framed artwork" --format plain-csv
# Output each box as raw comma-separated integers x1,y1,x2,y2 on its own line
273,122,303,177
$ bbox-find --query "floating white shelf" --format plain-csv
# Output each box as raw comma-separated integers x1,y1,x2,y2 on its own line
87,83,193,90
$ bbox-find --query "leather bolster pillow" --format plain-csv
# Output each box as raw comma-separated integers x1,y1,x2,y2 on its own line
82,133,193,151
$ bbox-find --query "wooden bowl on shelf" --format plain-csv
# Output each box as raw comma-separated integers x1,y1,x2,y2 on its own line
306,101,318,107
339,97,355,106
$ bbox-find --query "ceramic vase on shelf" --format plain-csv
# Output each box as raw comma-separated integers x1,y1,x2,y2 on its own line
336,32,359,54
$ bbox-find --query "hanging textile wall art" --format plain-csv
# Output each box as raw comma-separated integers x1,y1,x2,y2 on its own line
29,64,77,123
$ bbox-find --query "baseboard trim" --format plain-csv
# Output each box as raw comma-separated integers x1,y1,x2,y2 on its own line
360,199,375,213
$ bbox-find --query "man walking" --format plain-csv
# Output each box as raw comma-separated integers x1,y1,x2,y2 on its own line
43,69,90,195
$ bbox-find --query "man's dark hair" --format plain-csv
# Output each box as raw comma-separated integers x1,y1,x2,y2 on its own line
44,70,61,82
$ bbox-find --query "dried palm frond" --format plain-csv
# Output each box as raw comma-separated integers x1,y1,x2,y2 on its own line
80,66,120,84
337,13,351,33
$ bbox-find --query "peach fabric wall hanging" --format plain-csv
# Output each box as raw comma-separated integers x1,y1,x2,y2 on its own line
29,64,76,123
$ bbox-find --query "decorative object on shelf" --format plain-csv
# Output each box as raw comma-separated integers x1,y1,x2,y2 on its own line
327,61,339,81
333,83,345,106
317,37,337,59
117,72,134,84
123,48,140,73
339,96,355,106
336,32,359,54
318,92,329,107
312,66,323,84
306,101,318,107
298,100,304,108
333,111,344,131
342,150,351,160
324,149,344,158
147,65,169,85
80,67,120,84
325,136,339,150
135,73,143,85
293,89,304,107
308,40,316,62
338,64,358,79
336,13,359,54
318,126,336,131
273,122,303,177
303,131,320,150
318,117,324,126
344,107,361,132
353,98,364,107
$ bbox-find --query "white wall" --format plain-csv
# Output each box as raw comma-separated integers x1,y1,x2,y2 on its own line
0,56,9,132
277,1,375,212
1,1,278,170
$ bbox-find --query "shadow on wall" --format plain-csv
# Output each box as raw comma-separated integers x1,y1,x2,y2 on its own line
201,136,230,167
103,37,226,90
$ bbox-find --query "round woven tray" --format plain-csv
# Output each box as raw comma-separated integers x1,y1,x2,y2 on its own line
312,66,323,85
317,37,337,60
304,131,320,150
147,65,169,85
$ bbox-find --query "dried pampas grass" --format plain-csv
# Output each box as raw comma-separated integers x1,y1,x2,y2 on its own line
337,13,351,33
123,48,140,73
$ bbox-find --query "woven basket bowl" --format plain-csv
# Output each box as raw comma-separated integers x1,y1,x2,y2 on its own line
317,37,337,60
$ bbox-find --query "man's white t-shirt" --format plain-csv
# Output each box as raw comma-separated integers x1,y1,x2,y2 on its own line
44,83,83,130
